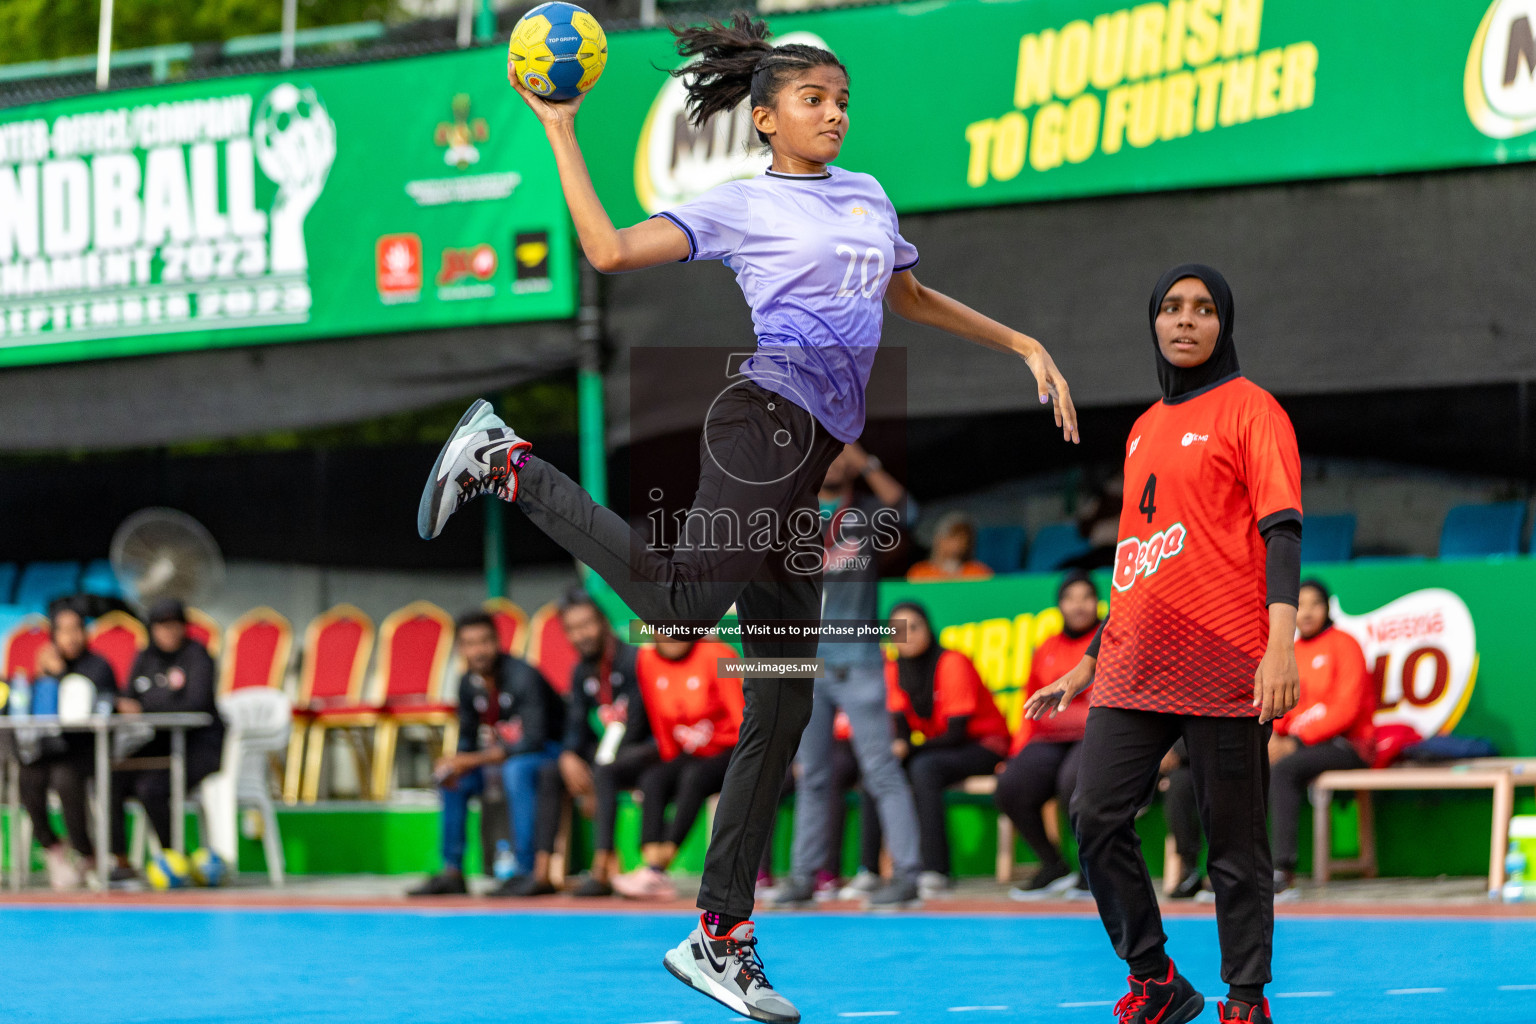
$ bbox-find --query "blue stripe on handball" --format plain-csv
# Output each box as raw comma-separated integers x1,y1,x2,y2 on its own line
508,3,608,102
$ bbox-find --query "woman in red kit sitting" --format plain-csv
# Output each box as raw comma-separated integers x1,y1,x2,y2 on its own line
996,571,1102,899
877,601,1010,898
612,633,745,900
1269,578,1375,895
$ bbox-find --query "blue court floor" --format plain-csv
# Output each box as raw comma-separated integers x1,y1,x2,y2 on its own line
2,907,1532,1024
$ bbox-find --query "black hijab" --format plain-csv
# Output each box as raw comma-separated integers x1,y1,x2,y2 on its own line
891,601,942,720
1299,577,1334,634
1149,263,1241,402
1056,570,1101,640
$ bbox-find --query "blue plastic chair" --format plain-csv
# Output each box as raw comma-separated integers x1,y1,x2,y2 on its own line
1300,514,1356,564
0,563,16,604
12,561,83,613
1439,502,1526,559
973,525,1026,574
1025,523,1091,573
79,559,123,598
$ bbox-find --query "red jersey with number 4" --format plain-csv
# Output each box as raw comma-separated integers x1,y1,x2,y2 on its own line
1092,377,1301,717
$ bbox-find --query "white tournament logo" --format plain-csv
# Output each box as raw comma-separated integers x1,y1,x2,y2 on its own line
633,32,831,214
1180,432,1208,447
1466,0,1536,137
252,84,336,274
1331,588,1479,739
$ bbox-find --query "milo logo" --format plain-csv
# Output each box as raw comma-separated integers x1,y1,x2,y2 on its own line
633,32,830,214
1466,0,1536,138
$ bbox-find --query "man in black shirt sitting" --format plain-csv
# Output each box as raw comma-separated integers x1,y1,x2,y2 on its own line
409,610,564,897
506,588,650,897
19,604,119,889
110,598,225,873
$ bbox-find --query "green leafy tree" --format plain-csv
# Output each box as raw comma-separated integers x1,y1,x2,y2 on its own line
0,0,398,65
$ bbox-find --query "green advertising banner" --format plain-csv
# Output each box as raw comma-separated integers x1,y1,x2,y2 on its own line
577,0,1536,225
0,49,573,367
880,557,1536,758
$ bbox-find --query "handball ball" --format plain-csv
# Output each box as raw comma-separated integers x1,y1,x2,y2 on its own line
146,850,192,891
190,848,228,887
508,2,607,102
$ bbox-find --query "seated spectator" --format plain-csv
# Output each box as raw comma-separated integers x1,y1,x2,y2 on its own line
876,601,1010,897
514,589,648,897
19,605,117,889
409,611,563,897
1270,578,1375,895
611,634,743,900
1065,470,1123,570
907,512,993,581
1157,739,1205,899
109,599,225,882
995,571,1100,899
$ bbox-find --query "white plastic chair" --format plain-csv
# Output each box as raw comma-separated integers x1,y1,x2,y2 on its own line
194,689,291,885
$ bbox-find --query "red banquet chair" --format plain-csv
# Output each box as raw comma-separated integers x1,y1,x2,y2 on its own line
218,607,293,695
4,617,50,680
525,600,578,697
87,611,148,689
289,605,373,804
367,602,457,801
483,597,529,657
185,607,223,659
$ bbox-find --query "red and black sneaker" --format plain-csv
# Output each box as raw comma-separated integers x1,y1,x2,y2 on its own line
1218,998,1272,1023
1113,961,1205,1024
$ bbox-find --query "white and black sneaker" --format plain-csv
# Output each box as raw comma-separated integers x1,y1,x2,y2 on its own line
417,399,531,540
663,914,800,1024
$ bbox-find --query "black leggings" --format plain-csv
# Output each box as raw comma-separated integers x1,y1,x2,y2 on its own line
515,380,843,918
588,742,662,853
864,742,1002,876
1269,737,1366,871
638,750,735,847
1072,707,1272,989
19,750,94,858
995,740,1082,868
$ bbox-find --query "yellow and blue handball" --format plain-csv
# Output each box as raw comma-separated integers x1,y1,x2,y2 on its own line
146,849,192,891
190,847,229,887
508,2,607,102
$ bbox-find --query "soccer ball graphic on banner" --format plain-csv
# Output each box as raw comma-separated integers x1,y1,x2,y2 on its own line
508,2,607,102
253,83,337,274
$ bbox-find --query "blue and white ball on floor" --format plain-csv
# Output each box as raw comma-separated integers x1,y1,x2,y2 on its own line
191,848,228,887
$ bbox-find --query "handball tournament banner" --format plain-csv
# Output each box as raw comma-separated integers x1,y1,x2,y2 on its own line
0,51,573,368
578,0,1536,223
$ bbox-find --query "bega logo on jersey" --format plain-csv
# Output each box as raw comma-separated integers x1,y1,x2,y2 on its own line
1112,521,1187,593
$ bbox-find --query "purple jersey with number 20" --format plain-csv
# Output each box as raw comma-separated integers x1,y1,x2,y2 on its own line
651,165,919,444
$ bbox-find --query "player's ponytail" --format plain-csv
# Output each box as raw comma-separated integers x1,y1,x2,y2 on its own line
669,12,847,144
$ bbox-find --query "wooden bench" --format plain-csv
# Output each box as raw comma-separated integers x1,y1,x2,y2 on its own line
1312,764,1528,893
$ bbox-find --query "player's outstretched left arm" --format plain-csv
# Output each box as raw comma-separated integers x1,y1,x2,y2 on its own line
885,270,1078,443
1253,603,1300,723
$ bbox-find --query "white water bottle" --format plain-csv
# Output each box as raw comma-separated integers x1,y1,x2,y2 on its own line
1504,841,1527,903
493,840,517,882
9,672,30,718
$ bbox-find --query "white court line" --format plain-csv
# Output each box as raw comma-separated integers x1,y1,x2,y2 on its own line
621,1020,682,1023
1059,1001,1115,1008
838,1013,900,1018
947,1007,1010,1012
1273,992,1335,998
1499,985,1536,991
1386,988,1447,995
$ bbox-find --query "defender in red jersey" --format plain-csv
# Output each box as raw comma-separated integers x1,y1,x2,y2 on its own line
1026,266,1302,1024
